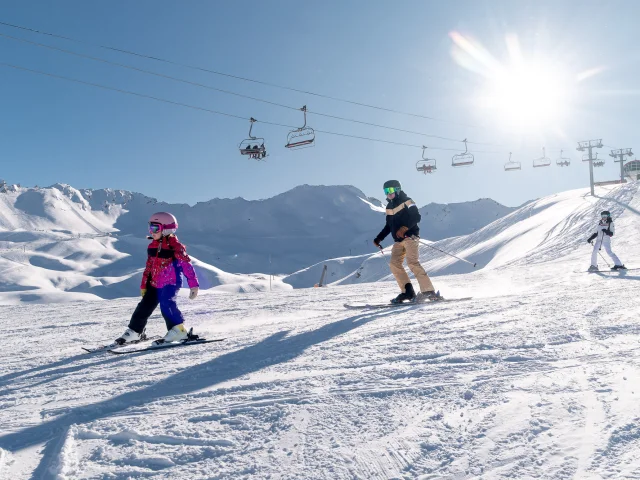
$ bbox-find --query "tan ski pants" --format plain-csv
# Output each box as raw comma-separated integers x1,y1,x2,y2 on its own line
389,237,435,293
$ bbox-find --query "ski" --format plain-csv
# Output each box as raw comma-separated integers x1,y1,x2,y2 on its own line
82,335,162,353
344,297,472,310
577,267,638,273
108,337,225,355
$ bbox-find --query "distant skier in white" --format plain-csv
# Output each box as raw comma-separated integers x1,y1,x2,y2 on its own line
586,210,626,271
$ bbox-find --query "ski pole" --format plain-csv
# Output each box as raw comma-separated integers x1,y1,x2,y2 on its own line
598,250,611,267
418,239,477,267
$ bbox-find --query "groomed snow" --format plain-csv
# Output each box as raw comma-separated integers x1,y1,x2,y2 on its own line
1,183,639,479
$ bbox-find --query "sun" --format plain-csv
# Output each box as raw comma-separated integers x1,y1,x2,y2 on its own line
449,32,575,132
482,63,569,129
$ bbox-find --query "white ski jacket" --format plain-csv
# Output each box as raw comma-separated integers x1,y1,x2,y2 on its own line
588,219,615,243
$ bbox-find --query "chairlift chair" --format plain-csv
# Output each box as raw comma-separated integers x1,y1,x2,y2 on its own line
556,149,571,167
416,146,437,174
504,152,521,171
285,106,315,149
533,147,551,168
593,160,605,168
452,139,474,167
239,118,268,160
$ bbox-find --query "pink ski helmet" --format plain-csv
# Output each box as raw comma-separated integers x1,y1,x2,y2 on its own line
149,212,178,236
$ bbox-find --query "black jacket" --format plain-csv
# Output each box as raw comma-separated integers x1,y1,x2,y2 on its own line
375,191,421,243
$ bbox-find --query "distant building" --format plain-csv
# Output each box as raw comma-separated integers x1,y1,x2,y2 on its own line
624,159,640,181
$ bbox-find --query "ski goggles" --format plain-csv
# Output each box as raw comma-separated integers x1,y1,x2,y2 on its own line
384,187,400,195
148,222,163,234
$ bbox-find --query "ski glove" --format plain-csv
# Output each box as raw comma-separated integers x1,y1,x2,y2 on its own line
373,238,381,248
587,233,597,244
189,287,199,300
604,229,613,237
141,288,146,297
396,226,409,239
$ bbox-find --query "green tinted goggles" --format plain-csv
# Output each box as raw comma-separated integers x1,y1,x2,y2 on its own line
384,187,399,195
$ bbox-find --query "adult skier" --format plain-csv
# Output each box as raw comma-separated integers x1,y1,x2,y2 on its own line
586,210,626,271
115,212,200,345
373,180,440,303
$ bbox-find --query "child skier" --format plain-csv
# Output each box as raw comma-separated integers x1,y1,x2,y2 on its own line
115,212,200,345
373,180,440,303
586,210,626,271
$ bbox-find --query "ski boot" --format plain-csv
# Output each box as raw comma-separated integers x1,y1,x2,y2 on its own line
114,328,144,346
391,283,416,304
611,264,627,270
588,265,599,272
415,290,443,303
152,324,188,346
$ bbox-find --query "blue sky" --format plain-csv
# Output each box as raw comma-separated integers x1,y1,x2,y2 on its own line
0,0,638,207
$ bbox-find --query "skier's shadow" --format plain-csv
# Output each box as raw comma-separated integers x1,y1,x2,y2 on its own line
0,315,169,388
594,271,640,281
0,350,133,389
0,308,400,473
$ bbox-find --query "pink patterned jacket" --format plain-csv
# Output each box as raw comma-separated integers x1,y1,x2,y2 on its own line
140,235,199,289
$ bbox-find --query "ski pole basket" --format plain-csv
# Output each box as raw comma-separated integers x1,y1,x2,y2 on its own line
285,106,315,150
452,139,474,167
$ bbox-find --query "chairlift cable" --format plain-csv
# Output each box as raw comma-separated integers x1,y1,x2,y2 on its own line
0,19,494,130
0,21,578,154
0,61,501,153
0,30,499,147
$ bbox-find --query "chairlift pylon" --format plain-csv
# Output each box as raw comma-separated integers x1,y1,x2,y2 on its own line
556,149,570,167
504,152,521,171
416,146,437,174
239,118,268,161
452,139,474,167
533,147,551,168
285,106,315,150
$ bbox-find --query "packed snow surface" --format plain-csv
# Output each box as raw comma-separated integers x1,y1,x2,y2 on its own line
1,183,639,479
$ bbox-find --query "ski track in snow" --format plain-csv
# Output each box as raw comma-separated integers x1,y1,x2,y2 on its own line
1,183,640,479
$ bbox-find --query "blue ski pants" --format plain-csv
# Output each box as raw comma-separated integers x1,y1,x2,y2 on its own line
129,285,184,333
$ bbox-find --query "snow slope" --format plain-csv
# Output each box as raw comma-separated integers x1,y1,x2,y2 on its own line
286,183,636,289
1,182,639,479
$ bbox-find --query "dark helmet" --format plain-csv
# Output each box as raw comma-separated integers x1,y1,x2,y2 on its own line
600,210,611,217
383,180,402,190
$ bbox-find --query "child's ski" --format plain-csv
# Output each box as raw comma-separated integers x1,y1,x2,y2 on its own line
82,334,161,353
108,337,225,355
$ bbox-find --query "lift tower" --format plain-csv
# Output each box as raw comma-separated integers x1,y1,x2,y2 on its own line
577,140,603,196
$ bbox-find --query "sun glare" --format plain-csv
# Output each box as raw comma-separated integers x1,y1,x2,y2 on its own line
450,32,577,132
483,64,569,129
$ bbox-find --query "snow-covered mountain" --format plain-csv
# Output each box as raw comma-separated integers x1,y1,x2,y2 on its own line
0,181,515,302
0,182,293,304
2,182,639,479
285,183,637,288
419,198,518,240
